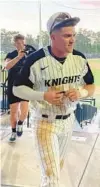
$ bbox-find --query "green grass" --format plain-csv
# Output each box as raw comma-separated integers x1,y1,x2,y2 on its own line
95,99,100,109
87,58,100,86
88,59,100,63
0,53,6,65
0,53,6,60
92,69,100,86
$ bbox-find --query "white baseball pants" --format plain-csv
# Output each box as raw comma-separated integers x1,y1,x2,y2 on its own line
34,112,75,187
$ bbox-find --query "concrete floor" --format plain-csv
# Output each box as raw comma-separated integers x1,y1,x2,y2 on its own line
0,113,100,187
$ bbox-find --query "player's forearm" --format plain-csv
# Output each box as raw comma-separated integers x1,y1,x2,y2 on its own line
5,56,20,70
13,85,44,101
80,84,95,98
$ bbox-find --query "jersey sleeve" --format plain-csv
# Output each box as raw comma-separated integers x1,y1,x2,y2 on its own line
13,54,35,88
13,54,44,101
13,48,45,88
13,48,46,101
5,52,14,60
83,62,94,84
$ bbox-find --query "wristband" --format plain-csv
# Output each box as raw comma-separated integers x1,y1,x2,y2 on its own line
79,88,88,98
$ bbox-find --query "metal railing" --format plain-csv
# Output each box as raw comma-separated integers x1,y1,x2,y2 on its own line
0,69,30,127
75,97,97,128
0,69,9,112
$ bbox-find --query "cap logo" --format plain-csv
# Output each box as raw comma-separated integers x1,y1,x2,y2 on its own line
56,13,71,20
50,13,71,33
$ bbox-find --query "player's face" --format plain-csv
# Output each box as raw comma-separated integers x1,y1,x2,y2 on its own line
14,39,25,51
51,26,76,54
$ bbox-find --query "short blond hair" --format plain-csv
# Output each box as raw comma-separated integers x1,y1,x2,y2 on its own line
13,34,25,42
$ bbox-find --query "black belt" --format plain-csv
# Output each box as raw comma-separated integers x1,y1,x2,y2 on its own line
42,114,70,120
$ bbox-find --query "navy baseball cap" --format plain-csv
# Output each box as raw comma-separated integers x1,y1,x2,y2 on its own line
47,12,80,34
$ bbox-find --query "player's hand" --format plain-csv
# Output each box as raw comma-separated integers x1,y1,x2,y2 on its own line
17,50,25,60
44,90,64,105
64,88,81,102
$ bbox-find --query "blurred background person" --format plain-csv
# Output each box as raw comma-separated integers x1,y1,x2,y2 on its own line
4,34,36,142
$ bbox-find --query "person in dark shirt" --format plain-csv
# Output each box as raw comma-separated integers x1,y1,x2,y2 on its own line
4,34,36,142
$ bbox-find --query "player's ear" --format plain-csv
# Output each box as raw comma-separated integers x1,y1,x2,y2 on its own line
50,33,55,41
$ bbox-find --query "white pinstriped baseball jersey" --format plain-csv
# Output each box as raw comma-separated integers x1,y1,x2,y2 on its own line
13,46,94,117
